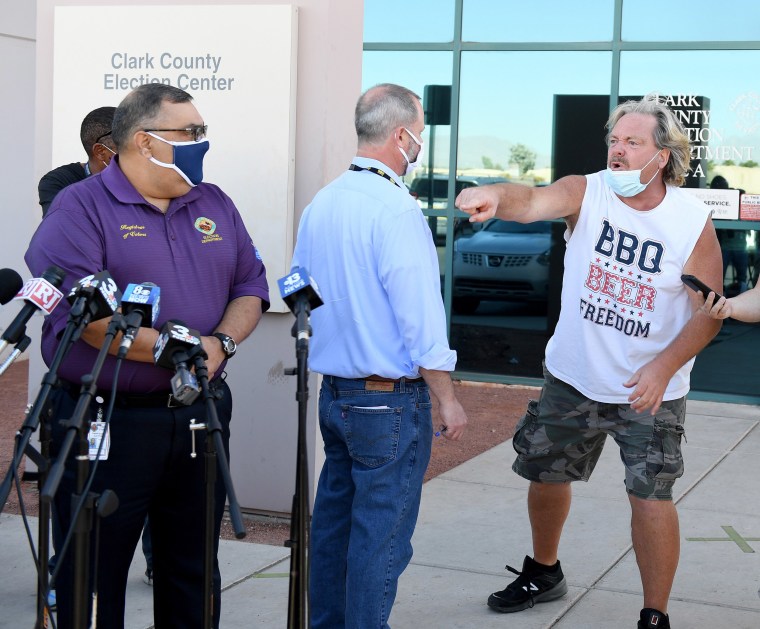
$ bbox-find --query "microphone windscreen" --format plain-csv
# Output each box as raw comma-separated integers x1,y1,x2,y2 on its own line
278,267,323,313
12,266,67,315
153,320,202,370
121,283,161,327
0,268,23,305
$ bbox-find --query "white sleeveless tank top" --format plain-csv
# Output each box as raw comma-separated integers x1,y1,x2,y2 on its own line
545,170,712,402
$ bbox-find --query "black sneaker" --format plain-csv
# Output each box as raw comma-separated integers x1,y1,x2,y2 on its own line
487,555,568,613
638,608,670,628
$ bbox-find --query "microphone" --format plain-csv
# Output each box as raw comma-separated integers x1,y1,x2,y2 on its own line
117,282,161,359
153,320,202,405
277,267,323,314
0,266,66,354
0,268,23,306
66,271,122,323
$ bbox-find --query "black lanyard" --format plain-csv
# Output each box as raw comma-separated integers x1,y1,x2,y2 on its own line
348,163,401,188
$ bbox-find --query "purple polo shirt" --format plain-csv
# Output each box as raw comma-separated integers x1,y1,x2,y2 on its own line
25,158,269,393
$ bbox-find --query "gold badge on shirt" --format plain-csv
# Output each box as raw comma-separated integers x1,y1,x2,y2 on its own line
195,217,223,243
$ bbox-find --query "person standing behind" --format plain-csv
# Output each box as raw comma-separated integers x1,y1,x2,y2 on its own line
456,93,722,629
292,83,468,629
38,106,117,216
26,83,269,629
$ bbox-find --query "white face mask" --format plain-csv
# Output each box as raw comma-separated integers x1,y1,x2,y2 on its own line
604,150,661,197
101,144,116,169
398,127,424,176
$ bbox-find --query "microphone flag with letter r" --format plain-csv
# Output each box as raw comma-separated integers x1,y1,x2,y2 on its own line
0,266,66,349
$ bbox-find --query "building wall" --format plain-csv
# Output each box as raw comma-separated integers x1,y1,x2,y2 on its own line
25,0,363,513
0,1,37,333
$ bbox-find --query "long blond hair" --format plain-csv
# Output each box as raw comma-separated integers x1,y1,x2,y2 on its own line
606,93,691,187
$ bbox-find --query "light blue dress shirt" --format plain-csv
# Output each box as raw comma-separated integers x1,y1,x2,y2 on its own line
291,157,456,378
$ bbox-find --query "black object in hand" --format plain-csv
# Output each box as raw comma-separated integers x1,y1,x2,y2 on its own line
681,274,723,301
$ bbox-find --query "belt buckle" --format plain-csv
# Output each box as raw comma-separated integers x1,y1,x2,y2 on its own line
365,380,394,392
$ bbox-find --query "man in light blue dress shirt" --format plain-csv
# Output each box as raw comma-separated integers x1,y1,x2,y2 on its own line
292,83,468,628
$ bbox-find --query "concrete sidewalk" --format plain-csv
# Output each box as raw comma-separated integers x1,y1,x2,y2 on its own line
1,399,759,627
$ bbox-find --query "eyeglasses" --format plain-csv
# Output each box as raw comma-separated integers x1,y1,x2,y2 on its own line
143,124,208,141
95,131,112,144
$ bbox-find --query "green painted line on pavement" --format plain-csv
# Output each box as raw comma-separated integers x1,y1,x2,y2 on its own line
686,525,758,553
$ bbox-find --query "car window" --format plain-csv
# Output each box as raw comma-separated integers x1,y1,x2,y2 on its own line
484,219,552,234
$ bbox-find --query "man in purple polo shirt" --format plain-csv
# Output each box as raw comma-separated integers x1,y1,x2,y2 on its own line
25,83,269,629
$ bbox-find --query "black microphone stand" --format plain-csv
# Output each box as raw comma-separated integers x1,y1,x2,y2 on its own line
185,345,246,629
0,334,31,376
41,314,126,629
0,297,91,629
284,294,312,629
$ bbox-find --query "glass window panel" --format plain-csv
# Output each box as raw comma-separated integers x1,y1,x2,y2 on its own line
622,0,760,41
692,224,757,396
363,0,455,43
619,50,760,195
453,51,611,378
463,0,614,42
458,51,611,184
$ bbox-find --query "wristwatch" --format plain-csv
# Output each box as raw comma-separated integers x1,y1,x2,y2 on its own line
212,332,237,359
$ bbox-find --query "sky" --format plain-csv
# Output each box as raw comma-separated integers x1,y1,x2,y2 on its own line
361,1,760,170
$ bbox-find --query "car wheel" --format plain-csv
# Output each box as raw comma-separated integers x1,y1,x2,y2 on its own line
453,297,481,315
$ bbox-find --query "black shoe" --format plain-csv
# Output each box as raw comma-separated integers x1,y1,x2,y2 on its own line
487,555,568,613
143,568,153,586
638,608,670,628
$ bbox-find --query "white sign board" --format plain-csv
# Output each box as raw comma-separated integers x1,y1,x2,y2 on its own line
683,187,740,220
53,4,298,312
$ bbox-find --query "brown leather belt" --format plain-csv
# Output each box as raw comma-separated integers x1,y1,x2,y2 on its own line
364,374,423,383
362,374,423,391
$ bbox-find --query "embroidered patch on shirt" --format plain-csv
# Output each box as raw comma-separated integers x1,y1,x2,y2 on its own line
194,217,216,234
120,224,147,240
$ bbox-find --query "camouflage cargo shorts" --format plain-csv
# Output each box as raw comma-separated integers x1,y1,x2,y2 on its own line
512,365,686,500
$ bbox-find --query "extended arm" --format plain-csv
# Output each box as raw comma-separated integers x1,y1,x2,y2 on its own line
455,175,587,224
702,284,760,323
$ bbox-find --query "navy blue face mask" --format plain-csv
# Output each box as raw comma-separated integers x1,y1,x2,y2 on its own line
147,132,210,186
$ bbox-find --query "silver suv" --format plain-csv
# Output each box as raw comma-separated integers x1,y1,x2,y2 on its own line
452,218,552,314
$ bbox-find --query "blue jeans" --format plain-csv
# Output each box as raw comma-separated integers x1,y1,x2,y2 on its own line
310,376,433,629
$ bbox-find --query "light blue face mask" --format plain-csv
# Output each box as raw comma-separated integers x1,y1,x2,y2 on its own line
147,132,209,187
604,150,661,197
